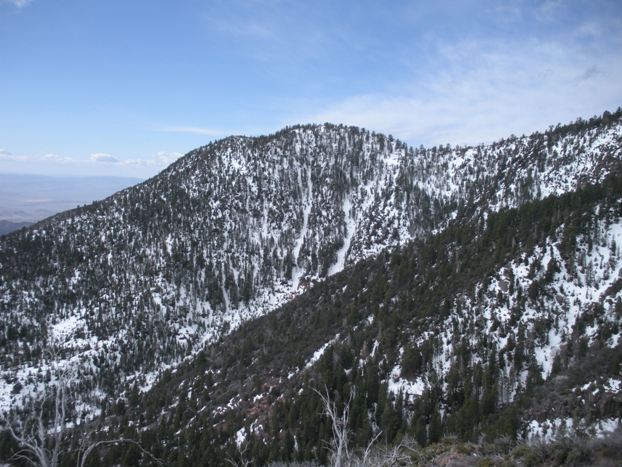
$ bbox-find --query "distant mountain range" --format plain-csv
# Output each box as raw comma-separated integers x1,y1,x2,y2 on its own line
0,173,142,234
0,110,621,466
0,220,31,236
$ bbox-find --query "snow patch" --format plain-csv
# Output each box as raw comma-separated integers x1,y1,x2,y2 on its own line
305,334,340,369
328,196,354,276
387,364,426,401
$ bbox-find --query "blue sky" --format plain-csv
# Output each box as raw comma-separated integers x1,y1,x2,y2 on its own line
1,0,621,178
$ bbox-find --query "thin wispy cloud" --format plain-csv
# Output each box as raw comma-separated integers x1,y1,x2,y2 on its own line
42,153,72,162
0,147,184,177
201,1,344,66
90,153,119,163
0,149,72,164
301,31,622,146
2,0,621,177
0,148,29,161
120,151,183,168
1,0,33,8
90,151,182,167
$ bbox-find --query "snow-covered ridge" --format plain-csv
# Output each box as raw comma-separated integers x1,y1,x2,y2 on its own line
391,200,622,439
1,117,621,416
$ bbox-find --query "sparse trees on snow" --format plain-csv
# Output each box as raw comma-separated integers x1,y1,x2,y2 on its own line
0,363,160,467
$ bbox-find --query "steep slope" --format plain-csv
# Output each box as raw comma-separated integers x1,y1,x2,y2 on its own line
0,112,621,419
118,172,622,466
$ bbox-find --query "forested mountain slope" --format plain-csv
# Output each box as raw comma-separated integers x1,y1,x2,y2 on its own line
0,111,621,429
111,171,622,466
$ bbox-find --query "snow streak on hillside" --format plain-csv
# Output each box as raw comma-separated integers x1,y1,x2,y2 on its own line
0,116,621,416
388,203,622,440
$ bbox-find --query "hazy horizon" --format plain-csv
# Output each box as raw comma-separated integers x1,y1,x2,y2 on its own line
0,172,142,224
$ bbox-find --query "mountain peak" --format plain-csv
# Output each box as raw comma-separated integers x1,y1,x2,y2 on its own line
1,111,621,464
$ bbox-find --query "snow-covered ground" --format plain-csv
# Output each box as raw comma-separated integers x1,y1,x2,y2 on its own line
1,118,621,426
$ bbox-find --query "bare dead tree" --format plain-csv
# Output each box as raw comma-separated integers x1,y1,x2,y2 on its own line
314,388,354,467
358,430,383,467
225,439,252,467
314,387,418,467
361,436,417,466
1,361,162,467
1,367,68,467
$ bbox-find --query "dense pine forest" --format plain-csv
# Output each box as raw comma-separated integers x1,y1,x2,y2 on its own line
1,110,621,466
77,169,619,466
